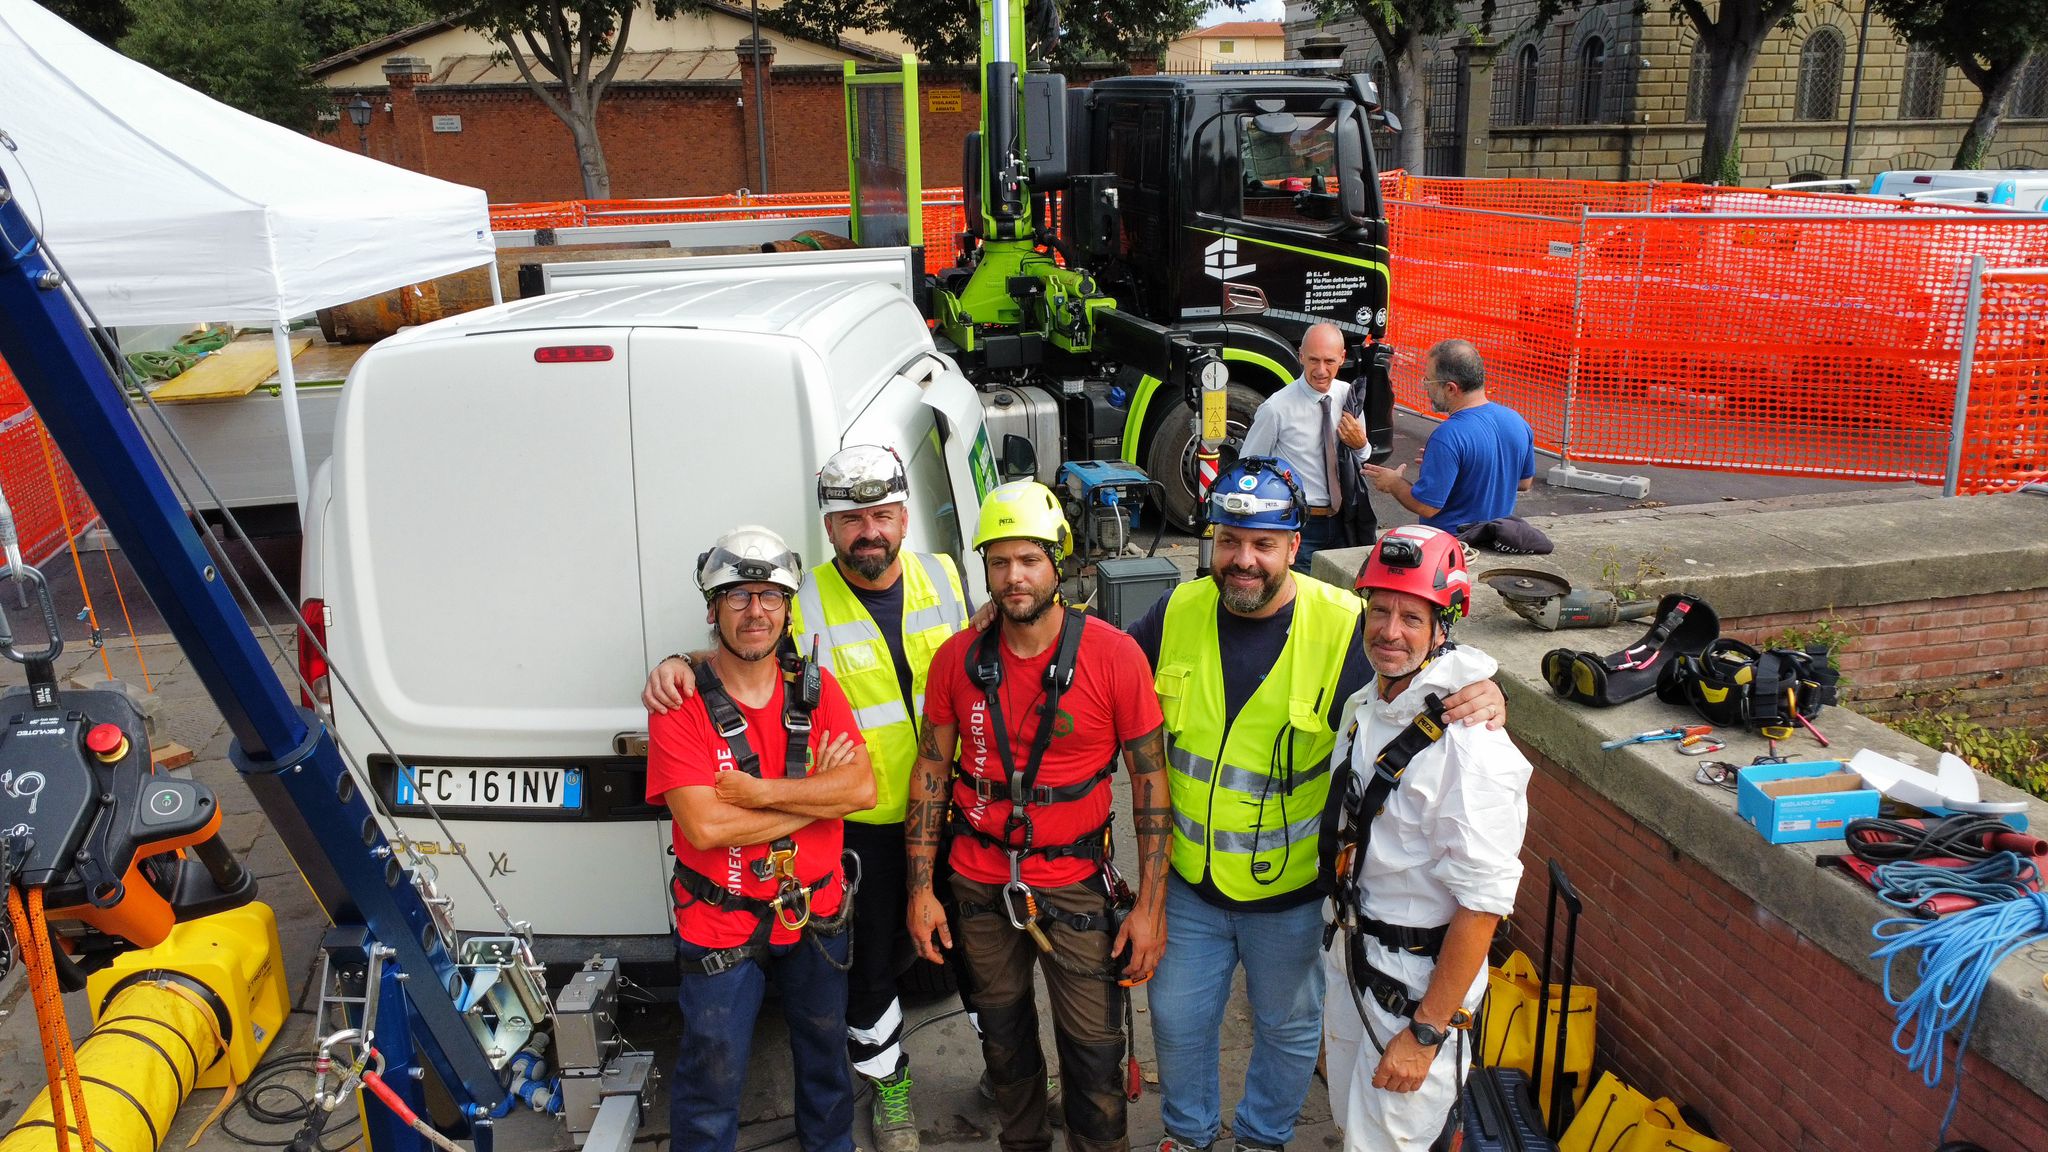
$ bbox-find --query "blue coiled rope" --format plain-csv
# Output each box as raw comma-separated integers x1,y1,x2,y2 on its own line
1872,881,2048,1143
1872,853,2040,913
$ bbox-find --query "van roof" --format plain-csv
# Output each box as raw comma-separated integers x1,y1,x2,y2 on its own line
377,277,910,346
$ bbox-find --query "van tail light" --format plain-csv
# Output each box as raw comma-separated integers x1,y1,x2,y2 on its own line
534,345,614,363
298,598,331,712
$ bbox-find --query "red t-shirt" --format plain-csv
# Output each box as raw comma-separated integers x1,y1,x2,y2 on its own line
645,667,864,948
925,611,1163,888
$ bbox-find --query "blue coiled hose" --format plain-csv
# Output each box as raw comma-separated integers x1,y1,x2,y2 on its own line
1872,853,2040,912
1872,885,2048,1144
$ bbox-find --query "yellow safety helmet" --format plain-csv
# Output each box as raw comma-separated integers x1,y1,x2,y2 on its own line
971,480,1072,561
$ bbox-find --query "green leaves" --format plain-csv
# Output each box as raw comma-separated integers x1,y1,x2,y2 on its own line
768,0,1217,69
119,0,331,129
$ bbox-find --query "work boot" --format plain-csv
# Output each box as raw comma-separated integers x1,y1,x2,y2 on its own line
1232,1143,1282,1152
869,1069,919,1152
1158,1138,1212,1152
978,1071,1064,1125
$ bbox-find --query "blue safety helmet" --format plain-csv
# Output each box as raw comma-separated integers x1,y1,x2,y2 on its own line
1209,455,1306,531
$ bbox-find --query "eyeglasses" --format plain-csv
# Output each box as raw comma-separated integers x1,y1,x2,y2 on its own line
717,588,789,611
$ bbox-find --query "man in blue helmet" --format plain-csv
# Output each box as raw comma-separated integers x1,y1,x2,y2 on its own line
1121,457,1507,1152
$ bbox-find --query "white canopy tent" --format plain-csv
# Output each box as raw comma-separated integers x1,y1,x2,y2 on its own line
0,0,499,519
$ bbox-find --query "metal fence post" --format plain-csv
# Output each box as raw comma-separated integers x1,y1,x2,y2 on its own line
1559,210,1589,463
1945,254,1987,498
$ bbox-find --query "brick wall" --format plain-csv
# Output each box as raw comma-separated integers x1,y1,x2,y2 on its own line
1720,590,2048,727
323,63,1124,202
1505,750,2048,1152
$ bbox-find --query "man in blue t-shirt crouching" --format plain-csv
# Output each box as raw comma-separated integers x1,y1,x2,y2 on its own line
1360,339,1534,534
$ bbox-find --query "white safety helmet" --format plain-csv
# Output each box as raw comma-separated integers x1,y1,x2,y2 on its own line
696,525,804,598
817,444,909,514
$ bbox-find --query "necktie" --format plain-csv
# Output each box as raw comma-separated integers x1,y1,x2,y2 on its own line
1321,392,1343,514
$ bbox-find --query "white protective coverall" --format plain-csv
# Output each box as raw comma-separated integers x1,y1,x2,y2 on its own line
1321,644,1533,1152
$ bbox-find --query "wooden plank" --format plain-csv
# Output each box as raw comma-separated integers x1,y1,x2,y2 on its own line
152,742,194,770
151,332,312,402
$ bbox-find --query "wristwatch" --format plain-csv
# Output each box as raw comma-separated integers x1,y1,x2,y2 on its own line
1408,1008,1472,1048
1407,1019,1451,1048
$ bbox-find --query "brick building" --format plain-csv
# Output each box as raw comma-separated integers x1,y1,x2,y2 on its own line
1289,0,2048,183
310,3,1145,202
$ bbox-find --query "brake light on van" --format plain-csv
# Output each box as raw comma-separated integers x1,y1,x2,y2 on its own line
298,598,331,713
534,345,615,363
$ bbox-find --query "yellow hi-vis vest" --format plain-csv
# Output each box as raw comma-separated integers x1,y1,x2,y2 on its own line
792,552,968,824
1153,573,1360,901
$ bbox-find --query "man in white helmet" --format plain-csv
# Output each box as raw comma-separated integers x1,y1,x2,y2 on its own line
645,445,975,1151
648,524,877,1152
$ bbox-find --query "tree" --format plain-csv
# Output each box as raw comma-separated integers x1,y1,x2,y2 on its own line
417,0,695,198
300,0,437,61
1307,2,1483,173
44,0,131,45
769,0,1214,70
1676,0,1800,184
1869,0,2048,169
121,0,332,129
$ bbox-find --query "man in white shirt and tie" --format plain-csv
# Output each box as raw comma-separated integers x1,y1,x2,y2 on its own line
1240,323,1371,573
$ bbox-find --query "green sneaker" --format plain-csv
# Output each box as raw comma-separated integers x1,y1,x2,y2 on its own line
870,1069,919,1152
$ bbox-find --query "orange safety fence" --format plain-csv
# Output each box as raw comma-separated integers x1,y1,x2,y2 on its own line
1383,176,2048,495
1955,267,2048,494
0,356,97,566
490,190,969,274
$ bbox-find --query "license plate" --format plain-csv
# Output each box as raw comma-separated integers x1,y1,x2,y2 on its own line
394,766,583,811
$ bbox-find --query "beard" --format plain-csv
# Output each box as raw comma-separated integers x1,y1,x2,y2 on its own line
1214,563,1285,615
714,623,781,663
841,535,899,583
997,583,1058,625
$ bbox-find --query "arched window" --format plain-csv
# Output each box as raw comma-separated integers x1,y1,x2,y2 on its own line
1900,45,1946,119
1797,28,1844,121
1686,42,1712,122
1515,44,1540,125
1577,36,1606,122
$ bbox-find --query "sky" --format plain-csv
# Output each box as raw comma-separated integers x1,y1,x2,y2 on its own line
1200,0,1287,27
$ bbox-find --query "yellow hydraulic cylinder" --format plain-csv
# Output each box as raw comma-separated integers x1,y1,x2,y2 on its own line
0,903,288,1152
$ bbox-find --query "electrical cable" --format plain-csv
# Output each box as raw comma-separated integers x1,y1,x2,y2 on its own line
215,1052,364,1151
1872,890,2048,1147
1845,815,2020,864
1872,854,2039,913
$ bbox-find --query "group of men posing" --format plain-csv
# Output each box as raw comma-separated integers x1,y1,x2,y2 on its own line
643,327,1536,1152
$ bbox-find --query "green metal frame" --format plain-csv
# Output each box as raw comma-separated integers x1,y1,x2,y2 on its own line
844,55,924,248
1117,346,1295,460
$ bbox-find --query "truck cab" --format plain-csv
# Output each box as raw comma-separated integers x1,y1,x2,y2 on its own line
298,279,995,962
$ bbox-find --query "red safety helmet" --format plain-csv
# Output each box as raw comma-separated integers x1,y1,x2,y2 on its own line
1354,525,1471,628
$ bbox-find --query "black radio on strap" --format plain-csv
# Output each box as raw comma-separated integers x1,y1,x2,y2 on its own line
961,606,1096,848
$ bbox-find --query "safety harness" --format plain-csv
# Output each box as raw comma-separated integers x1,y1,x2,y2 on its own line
1541,593,1719,708
1655,638,1838,732
1320,692,1452,1022
948,607,1146,1099
671,643,855,976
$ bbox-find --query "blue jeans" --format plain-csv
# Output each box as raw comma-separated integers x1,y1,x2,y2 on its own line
1292,515,1340,575
1148,875,1327,1149
673,932,854,1152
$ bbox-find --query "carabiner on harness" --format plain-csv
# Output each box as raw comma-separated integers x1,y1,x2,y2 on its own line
1002,851,1053,952
765,845,812,931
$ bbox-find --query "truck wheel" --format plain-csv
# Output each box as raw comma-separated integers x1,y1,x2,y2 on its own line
1145,382,1266,531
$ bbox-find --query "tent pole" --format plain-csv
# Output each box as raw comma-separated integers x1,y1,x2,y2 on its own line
272,321,310,525
489,267,503,306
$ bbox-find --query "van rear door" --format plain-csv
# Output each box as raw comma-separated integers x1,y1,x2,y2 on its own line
331,326,672,940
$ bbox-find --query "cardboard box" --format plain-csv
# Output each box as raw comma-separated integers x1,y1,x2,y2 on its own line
1735,760,1879,844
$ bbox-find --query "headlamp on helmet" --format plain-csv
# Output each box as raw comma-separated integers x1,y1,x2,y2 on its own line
818,445,910,514
1208,455,1307,532
1354,524,1469,631
696,524,805,599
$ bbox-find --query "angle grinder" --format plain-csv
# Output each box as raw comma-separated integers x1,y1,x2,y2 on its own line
1479,567,1659,631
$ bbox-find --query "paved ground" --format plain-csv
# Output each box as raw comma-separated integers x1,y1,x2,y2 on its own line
0,407,1927,1152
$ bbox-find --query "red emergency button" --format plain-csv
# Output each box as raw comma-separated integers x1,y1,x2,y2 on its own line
86,723,130,762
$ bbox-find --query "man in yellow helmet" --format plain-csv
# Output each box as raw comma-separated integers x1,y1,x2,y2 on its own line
1123,458,1505,1152
645,444,970,1152
907,479,1170,1152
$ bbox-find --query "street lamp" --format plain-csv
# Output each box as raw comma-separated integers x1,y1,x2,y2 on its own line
347,96,372,156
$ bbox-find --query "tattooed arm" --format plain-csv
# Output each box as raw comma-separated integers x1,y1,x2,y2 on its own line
906,715,957,964
1113,724,1171,981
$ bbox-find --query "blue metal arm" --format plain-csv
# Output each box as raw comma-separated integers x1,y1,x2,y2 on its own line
0,172,506,1119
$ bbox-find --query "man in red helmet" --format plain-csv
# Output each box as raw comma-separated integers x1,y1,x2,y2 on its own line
1320,525,1533,1152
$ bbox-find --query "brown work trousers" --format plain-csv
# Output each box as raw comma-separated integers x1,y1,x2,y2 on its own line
952,874,1128,1152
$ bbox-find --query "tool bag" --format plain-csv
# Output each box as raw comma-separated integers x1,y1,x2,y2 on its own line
1541,594,1718,708
1457,860,1586,1152
1655,638,1838,732
1479,950,1597,1118
1558,1073,1730,1152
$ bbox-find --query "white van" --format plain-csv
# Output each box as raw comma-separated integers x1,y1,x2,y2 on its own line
299,278,996,961
1869,169,2048,211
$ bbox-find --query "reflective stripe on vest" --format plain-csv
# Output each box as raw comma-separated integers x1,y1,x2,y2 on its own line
793,551,968,824
1154,574,1360,901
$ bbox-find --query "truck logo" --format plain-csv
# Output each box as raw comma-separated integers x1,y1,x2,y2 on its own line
1203,237,1257,282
